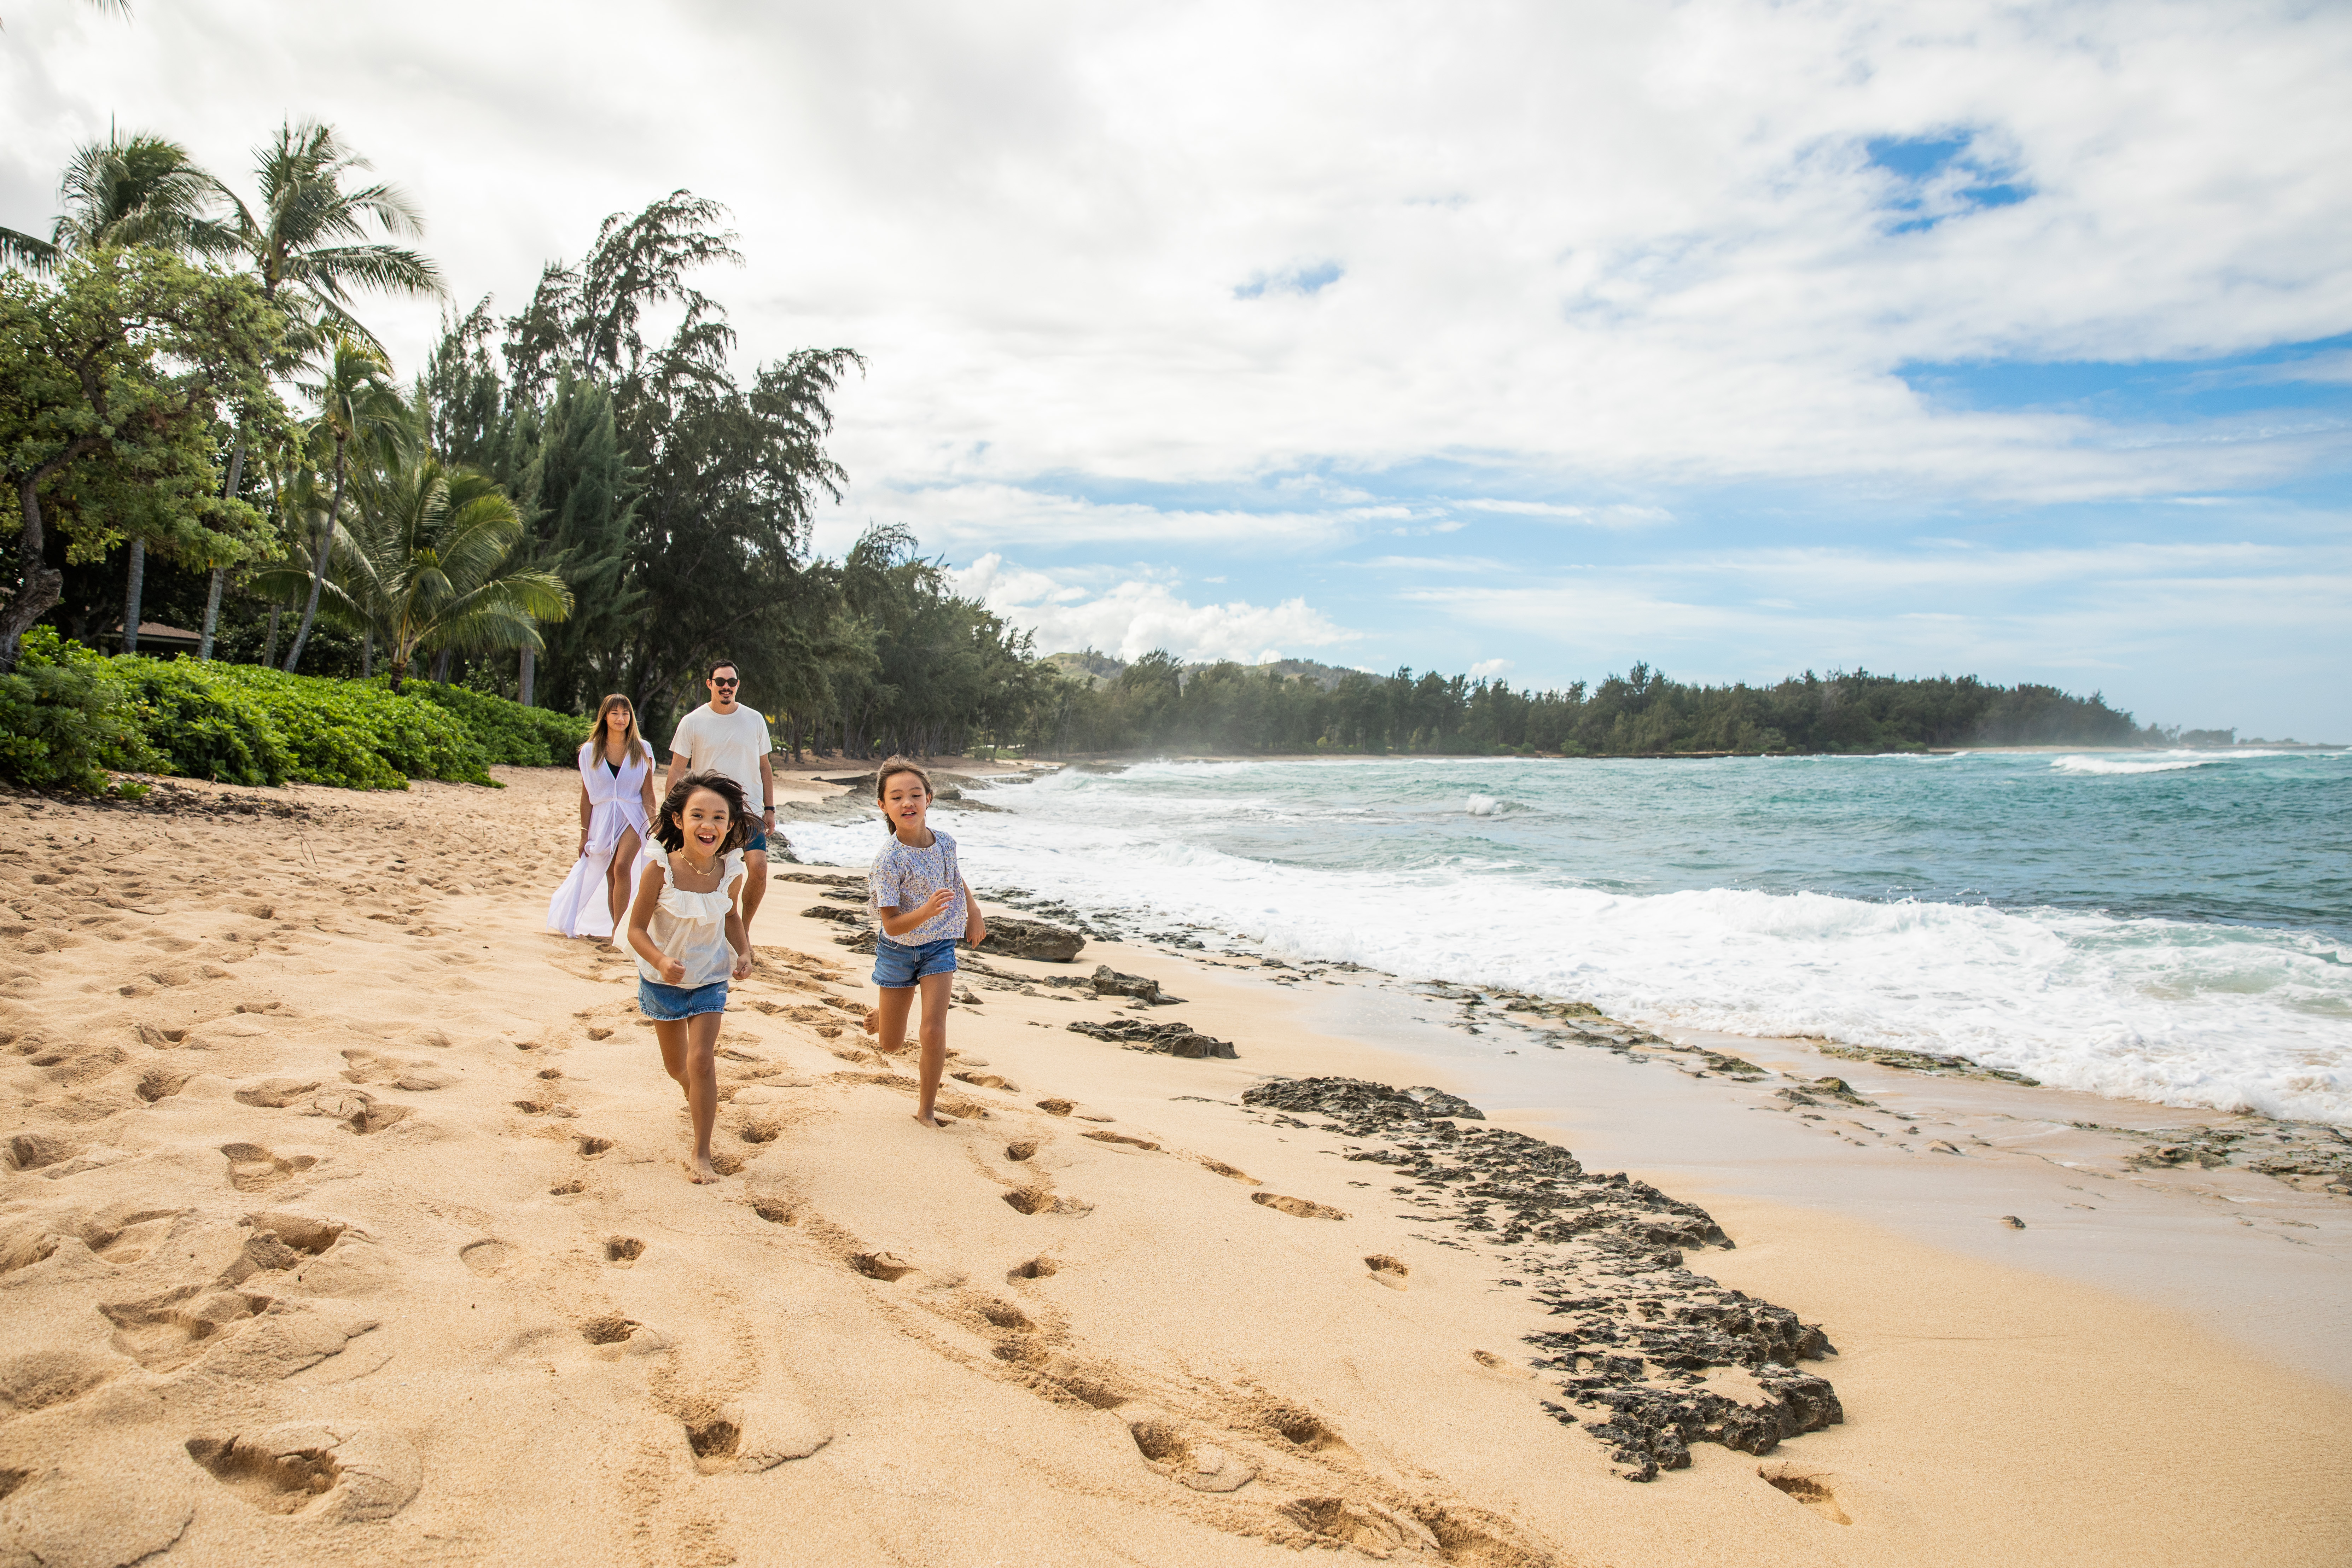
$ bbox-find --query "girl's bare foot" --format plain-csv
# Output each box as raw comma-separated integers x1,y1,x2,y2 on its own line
688,1154,720,1183
862,1007,879,1037
912,1112,943,1129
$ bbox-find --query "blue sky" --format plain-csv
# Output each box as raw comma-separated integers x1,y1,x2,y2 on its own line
6,0,2349,737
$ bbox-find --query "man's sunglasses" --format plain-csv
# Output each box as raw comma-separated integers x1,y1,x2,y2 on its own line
710,677,739,688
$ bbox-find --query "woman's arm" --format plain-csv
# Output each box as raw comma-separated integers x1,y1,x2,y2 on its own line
578,777,593,855
638,765,658,830
625,860,684,983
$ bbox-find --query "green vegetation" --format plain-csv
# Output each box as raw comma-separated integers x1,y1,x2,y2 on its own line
0,627,586,792
1027,654,2150,756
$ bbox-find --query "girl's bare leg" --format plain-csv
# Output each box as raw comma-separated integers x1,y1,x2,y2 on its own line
871,985,915,1055
912,972,954,1127
604,826,642,932
654,1013,722,1182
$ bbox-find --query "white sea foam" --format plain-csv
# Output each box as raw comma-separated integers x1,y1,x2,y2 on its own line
2050,749,2319,776
791,760,2352,1125
1465,794,1504,816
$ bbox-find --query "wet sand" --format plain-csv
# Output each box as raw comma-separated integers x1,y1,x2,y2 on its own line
0,765,2345,1566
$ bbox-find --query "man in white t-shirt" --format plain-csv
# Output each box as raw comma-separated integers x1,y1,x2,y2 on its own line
665,658,778,955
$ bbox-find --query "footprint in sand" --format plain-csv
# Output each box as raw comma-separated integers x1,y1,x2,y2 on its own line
232,1077,323,1108
1005,1140,1039,1162
1260,1403,1356,1459
1193,1156,1259,1185
339,1050,456,1091
1469,1350,1534,1380
1760,1463,1852,1524
548,1179,587,1197
1003,1188,1090,1216
1364,1254,1410,1290
185,1424,420,1522
851,1251,915,1281
1251,1192,1349,1221
749,1198,797,1224
460,1240,512,1276
1035,1098,1074,1117
0,1348,120,1414
219,1142,318,1193
135,1066,193,1102
604,1237,647,1266
575,1135,614,1159
1082,1130,1159,1152
99,1283,271,1370
1129,1417,1258,1493
680,1392,831,1474
1006,1255,1059,1282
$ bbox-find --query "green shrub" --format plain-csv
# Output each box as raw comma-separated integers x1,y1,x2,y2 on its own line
195,664,492,789
0,635,559,793
395,680,592,767
107,660,292,787
0,630,161,792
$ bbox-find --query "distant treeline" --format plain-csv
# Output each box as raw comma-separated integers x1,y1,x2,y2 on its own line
1021,654,2152,757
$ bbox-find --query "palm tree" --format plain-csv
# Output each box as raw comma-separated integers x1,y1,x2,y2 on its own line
256,453,572,692
281,336,403,672
202,119,444,658
0,129,230,272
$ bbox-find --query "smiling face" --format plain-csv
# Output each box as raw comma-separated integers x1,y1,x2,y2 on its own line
706,666,740,712
675,787,734,861
879,770,932,840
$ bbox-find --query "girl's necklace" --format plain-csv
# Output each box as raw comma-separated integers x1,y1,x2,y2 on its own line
677,850,720,881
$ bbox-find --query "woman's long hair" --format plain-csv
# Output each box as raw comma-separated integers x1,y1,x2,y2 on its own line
585,694,652,768
654,771,752,853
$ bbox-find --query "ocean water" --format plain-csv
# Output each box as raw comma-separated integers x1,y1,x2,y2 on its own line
788,751,2352,1125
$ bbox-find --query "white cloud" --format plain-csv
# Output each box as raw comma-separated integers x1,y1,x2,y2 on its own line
950,554,1356,664
1469,658,1515,679
11,0,2345,513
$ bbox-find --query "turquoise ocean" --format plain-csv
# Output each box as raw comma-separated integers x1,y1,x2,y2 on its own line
790,750,2352,1125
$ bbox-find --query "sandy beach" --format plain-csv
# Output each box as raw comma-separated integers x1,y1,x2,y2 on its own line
2,764,2347,1567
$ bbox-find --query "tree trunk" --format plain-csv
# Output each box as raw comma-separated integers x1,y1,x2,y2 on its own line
519,645,535,708
1,468,74,675
263,607,281,666
198,567,225,659
361,630,373,679
432,646,452,683
201,429,246,662
283,438,344,673
388,657,407,695
121,537,146,653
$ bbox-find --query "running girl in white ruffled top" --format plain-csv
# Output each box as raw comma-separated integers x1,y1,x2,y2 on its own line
546,694,659,940
625,771,754,1183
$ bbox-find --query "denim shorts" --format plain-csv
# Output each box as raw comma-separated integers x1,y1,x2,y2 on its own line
639,977,728,1021
872,937,957,989
743,825,768,853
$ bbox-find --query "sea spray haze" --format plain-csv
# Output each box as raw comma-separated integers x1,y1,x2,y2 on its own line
792,752,2352,1124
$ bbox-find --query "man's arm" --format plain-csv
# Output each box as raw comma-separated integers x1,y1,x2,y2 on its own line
759,750,776,837
664,714,691,794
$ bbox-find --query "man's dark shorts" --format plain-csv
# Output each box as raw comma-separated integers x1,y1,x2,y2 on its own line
744,826,767,854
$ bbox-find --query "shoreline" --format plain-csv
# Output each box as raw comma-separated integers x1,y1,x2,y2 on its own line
2,765,2345,1563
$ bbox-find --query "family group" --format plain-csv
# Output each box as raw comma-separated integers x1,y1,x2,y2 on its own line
545,660,984,1182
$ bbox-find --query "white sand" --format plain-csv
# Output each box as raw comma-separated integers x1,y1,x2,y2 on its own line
1,766,2345,1566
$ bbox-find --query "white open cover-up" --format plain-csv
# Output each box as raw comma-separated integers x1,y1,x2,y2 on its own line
546,742,654,939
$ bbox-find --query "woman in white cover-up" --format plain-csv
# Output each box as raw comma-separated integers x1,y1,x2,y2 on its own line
546,694,659,939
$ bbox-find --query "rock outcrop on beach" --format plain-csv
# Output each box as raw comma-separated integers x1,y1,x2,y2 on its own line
982,916,1087,963
1240,1077,1842,1482
1088,964,1182,1004
1067,1019,1238,1059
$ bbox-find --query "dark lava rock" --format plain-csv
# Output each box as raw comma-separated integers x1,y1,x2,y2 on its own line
1067,1019,1237,1059
1402,1085,1484,1120
984,916,1087,964
801,904,866,926
1238,1077,1840,1481
1090,965,1184,1005
1818,1043,2039,1086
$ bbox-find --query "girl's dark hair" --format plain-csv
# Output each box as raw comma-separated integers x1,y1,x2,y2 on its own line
654,770,752,853
874,754,932,801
